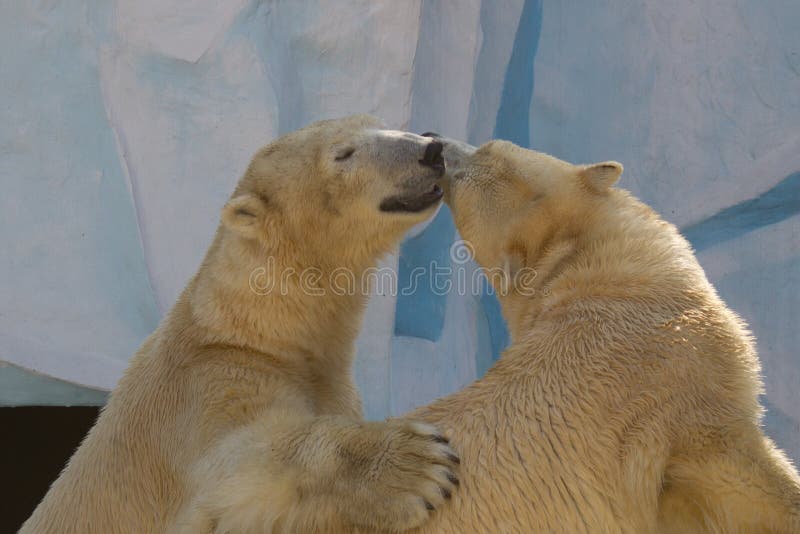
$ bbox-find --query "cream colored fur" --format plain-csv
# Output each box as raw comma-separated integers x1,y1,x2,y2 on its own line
401,138,800,533
22,116,460,534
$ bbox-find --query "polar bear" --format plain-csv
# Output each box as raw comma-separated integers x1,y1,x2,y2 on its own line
402,136,800,533
22,116,461,534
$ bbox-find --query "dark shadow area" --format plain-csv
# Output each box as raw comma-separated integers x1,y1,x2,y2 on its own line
0,406,99,533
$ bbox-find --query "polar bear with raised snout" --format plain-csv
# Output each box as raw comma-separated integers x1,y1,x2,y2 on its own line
402,136,800,533
22,116,460,534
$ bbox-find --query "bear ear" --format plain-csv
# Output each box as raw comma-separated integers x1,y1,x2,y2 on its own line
580,161,623,193
221,193,269,238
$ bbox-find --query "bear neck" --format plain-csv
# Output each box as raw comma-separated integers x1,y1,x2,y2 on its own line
497,236,580,342
498,191,710,343
184,228,389,369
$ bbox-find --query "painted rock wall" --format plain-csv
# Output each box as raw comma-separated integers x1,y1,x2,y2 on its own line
1,0,797,459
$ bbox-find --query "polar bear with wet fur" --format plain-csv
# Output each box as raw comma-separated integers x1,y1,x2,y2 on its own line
22,116,460,533
402,135,800,533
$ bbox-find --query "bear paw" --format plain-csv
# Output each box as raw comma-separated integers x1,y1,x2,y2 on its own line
336,420,461,531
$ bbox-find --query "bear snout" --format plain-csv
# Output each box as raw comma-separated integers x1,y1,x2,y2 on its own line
419,141,445,175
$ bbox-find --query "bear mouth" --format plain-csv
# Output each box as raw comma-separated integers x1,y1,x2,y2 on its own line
380,183,443,213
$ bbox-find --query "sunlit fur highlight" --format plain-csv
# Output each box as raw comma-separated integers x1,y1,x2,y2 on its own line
401,139,800,533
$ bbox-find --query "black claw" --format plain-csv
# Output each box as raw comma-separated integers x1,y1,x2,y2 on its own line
447,472,460,486
447,453,461,465
424,500,435,511
441,487,452,500
433,434,449,444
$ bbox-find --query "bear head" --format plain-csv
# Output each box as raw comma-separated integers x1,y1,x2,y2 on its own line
432,135,623,298
222,115,445,267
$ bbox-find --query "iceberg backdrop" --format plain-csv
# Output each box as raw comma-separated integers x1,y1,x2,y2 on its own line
1,0,798,460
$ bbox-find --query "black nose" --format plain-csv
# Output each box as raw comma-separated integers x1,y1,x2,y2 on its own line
420,141,445,173
420,132,441,138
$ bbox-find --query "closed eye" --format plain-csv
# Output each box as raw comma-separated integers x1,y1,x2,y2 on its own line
335,147,356,161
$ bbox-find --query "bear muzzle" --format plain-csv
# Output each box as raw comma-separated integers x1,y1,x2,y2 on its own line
379,183,443,213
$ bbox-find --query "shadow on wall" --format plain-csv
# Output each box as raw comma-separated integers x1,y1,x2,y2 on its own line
683,171,800,252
